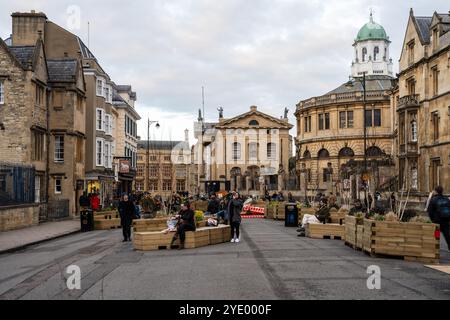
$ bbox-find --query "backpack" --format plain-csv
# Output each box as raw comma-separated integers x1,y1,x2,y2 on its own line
435,196,450,219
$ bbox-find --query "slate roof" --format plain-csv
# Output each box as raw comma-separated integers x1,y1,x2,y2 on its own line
47,59,77,82
326,76,394,95
8,46,36,68
77,37,96,60
414,16,432,44
113,93,126,103
137,140,189,150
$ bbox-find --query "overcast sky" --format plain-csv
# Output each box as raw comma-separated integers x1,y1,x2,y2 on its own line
1,0,448,143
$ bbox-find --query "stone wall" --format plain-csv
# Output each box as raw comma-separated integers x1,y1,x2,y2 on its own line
0,204,40,231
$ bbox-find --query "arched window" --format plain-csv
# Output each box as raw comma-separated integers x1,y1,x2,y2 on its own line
249,142,258,160
267,143,276,160
362,47,367,62
374,46,379,61
303,150,311,159
232,142,241,160
411,120,418,142
355,49,358,61
249,120,259,126
318,148,330,159
338,147,355,158
366,146,383,157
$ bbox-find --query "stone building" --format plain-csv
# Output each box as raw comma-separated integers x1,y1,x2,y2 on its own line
0,11,87,227
396,9,450,205
113,85,140,196
193,106,293,195
135,136,191,197
295,15,396,200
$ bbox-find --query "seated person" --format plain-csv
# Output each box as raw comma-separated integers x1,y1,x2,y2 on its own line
297,202,330,236
170,202,196,250
349,199,365,216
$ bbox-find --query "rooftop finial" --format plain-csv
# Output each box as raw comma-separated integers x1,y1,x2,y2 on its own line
369,8,374,23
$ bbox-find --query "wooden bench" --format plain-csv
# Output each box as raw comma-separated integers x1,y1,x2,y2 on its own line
133,225,231,251
305,223,345,240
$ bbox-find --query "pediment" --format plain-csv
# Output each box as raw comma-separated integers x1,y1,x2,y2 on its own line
215,109,293,129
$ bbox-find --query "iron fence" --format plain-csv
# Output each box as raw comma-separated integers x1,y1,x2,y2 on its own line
0,162,35,206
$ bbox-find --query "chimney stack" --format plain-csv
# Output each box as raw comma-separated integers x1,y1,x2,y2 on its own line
11,11,48,46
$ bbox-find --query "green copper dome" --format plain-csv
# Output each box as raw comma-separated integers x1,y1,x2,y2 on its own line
356,16,389,42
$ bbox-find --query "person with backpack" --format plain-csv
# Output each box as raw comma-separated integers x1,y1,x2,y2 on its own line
427,186,450,251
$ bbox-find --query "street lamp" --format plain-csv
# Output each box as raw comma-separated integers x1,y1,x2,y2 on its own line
345,72,369,213
147,119,160,192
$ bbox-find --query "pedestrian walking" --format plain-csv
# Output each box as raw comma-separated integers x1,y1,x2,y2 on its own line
118,194,136,242
170,202,196,250
229,192,243,243
427,186,450,251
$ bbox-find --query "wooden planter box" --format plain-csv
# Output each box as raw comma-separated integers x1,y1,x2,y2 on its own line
330,210,346,224
356,225,364,250
363,219,440,263
94,218,121,230
94,210,119,220
275,202,287,220
344,215,364,248
265,203,277,219
133,218,168,232
133,225,231,251
306,223,345,240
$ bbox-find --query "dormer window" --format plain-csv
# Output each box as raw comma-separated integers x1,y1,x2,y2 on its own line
432,28,438,50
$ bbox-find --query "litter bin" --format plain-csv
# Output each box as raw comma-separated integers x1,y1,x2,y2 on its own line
80,209,94,232
284,203,298,227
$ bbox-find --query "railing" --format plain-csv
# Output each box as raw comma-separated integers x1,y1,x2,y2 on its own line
39,200,70,222
0,162,35,207
299,91,387,110
397,94,420,108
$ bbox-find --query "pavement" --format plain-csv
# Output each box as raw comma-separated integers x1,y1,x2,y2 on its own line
0,220,80,254
0,219,449,300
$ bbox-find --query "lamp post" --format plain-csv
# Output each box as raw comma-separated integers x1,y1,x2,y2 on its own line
345,72,369,213
146,119,160,192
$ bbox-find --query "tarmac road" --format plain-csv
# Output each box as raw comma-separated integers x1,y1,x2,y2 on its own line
0,219,449,300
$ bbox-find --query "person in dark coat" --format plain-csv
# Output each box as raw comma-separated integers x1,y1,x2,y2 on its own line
207,195,219,216
171,202,196,250
427,186,450,251
119,194,136,242
229,192,243,243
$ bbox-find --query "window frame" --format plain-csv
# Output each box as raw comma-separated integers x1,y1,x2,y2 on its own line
96,78,104,97
96,138,104,167
0,80,4,104
267,142,276,160
54,135,64,163
96,108,104,131
55,177,62,194
232,142,241,160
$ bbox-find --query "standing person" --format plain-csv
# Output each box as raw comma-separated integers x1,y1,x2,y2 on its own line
170,202,196,250
390,192,397,213
288,192,295,203
427,186,450,251
118,194,136,242
90,193,100,211
207,195,219,217
229,192,243,243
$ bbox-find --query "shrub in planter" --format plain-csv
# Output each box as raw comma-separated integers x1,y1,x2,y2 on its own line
195,211,204,222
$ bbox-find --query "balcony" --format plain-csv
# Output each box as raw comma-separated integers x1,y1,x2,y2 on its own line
399,142,418,156
397,94,420,110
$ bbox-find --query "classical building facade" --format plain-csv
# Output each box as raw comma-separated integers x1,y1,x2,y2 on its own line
396,9,450,204
135,137,191,197
193,106,293,195
295,15,396,200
